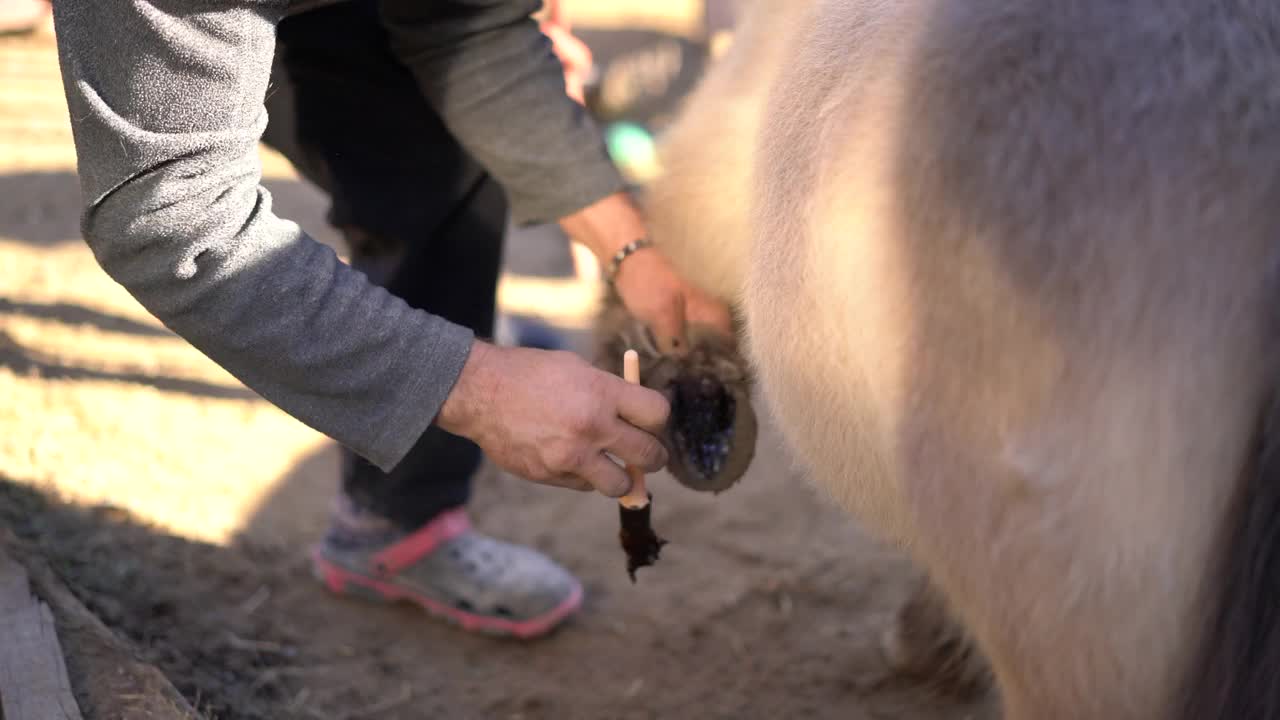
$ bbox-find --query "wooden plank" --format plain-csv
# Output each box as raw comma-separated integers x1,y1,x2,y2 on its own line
0,550,84,720
0,550,29,613
0,536,200,720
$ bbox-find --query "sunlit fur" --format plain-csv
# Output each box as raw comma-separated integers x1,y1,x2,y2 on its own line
640,1,1280,717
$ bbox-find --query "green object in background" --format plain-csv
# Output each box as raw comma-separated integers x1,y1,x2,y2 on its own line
604,122,659,183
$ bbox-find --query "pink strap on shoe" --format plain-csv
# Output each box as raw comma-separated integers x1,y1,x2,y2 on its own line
370,508,472,577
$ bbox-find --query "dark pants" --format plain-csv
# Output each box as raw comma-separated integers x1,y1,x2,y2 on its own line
261,0,505,531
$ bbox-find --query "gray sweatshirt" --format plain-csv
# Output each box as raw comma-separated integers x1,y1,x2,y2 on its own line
48,0,627,472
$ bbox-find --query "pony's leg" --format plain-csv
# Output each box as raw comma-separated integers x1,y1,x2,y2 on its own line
882,574,992,699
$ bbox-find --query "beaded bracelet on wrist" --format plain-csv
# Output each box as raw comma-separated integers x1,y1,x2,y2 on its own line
606,238,655,285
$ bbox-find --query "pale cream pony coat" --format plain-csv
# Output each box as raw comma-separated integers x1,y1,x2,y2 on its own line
636,1,1280,718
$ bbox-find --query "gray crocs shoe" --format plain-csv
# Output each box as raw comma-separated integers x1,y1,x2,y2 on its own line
311,508,583,639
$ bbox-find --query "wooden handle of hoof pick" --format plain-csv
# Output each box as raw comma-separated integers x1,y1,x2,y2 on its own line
619,349,650,510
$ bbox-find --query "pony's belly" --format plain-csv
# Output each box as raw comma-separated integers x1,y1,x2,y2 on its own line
742,228,912,544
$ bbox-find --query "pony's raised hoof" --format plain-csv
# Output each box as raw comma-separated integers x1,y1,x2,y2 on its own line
593,289,758,494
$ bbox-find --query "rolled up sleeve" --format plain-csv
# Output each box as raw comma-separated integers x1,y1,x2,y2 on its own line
377,0,628,225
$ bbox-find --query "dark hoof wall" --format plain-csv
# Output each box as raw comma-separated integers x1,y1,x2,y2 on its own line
593,293,758,494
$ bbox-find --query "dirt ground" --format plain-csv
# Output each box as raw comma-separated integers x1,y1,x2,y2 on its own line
0,6,997,719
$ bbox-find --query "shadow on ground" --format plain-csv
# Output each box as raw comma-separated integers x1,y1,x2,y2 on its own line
0,297,175,338
0,328,260,401
0,434,997,720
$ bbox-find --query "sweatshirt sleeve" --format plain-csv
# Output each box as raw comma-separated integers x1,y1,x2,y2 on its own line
49,0,474,472
376,0,628,226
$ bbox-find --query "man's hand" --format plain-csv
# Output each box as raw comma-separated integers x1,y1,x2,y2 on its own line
610,247,735,354
560,192,735,355
436,340,670,497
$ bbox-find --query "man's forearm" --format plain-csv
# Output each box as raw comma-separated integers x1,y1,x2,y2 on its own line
50,0,474,472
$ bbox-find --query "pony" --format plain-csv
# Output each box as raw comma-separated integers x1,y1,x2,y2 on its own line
598,1,1280,717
